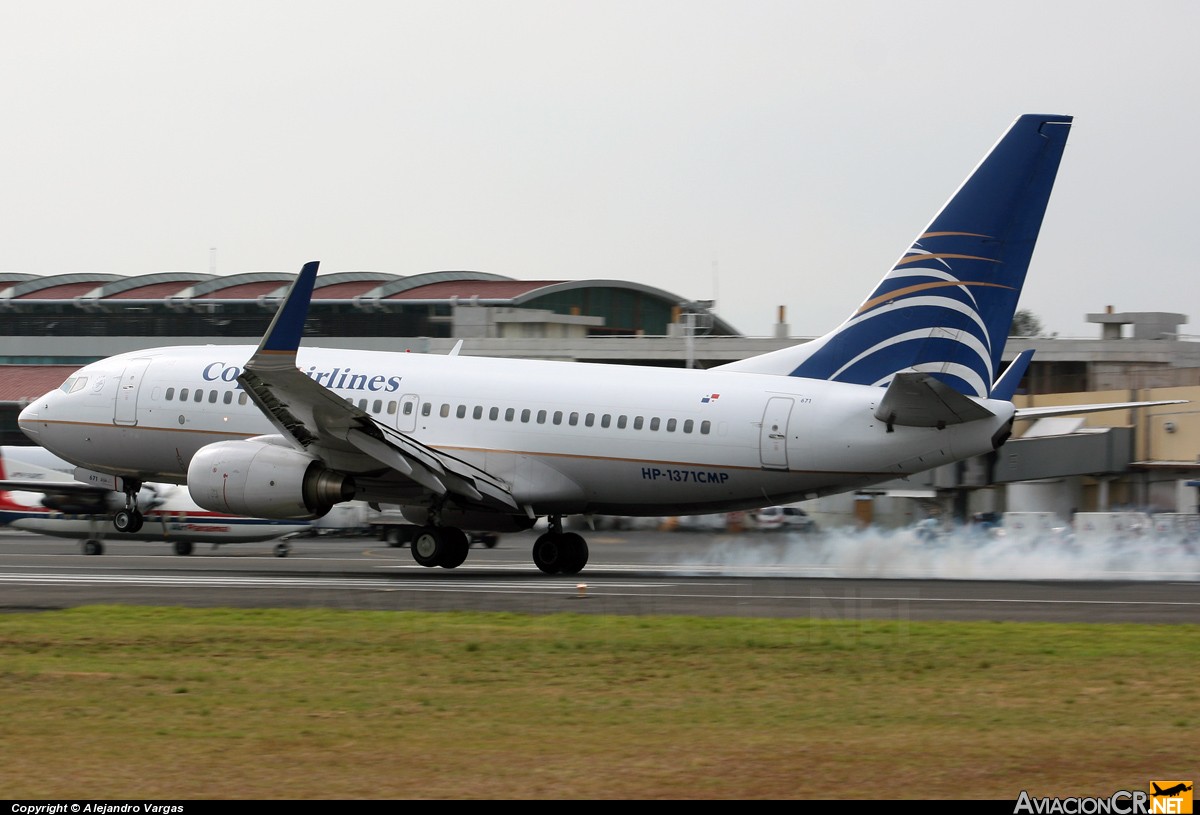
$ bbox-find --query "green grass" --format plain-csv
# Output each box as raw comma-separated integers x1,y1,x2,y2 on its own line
0,606,1194,799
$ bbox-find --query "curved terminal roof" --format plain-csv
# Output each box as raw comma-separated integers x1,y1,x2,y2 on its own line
6,273,122,300
0,269,740,335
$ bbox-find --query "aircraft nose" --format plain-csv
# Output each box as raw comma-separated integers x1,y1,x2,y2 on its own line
18,396,46,440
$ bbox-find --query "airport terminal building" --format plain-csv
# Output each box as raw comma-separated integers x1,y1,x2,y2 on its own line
3,269,1198,529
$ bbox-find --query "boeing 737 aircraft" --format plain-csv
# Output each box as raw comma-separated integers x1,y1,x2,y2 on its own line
0,445,310,556
18,113,1183,575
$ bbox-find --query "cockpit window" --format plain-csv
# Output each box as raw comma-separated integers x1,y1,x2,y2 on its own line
60,376,88,394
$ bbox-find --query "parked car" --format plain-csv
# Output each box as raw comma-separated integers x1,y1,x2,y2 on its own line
754,506,818,532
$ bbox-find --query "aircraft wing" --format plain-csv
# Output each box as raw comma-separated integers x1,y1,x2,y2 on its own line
0,480,168,511
1015,400,1187,420
0,480,116,515
236,261,518,512
0,479,108,494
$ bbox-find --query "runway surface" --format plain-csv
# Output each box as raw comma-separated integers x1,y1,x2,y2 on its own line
1,527,1197,623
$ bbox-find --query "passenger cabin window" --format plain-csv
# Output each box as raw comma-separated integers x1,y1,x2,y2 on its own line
650,418,660,431
489,407,499,420
683,419,694,433
165,387,175,400
208,391,218,403
238,393,248,406
180,388,189,401
553,411,563,425
473,406,483,420
456,405,466,419
617,415,627,429
700,420,711,434
634,416,643,430
422,403,432,417
601,414,611,428
521,409,531,423
193,390,203,403
505,408,515,421
666,418,676,432
223,391,233,405
537,410,547,424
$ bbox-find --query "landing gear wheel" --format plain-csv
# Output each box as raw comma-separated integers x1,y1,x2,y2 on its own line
274,543,291,558
411,526,443,567
533,531,588,575
83,539,104,556
558,532,589,576
436,528,470,569
173,540,194,556
113,509,144,534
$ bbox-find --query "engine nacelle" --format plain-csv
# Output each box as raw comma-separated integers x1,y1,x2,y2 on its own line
40,490,120,516
187,440,355,520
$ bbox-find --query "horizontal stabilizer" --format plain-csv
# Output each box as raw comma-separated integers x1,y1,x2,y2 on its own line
1015,400,1187,420
874,372,995,429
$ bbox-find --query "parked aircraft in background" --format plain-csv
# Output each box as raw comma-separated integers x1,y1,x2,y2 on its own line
0,445,309,556
18,114,1185,575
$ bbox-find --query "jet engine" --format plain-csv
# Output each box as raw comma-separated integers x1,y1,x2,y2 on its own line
187,440,355,519
39,490,120,516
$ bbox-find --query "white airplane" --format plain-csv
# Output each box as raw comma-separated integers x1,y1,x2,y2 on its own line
18,113,1184,575
0,445,311,556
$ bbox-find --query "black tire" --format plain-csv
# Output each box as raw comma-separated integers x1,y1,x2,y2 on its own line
558,532,589,576
114,509,143,534
411,526,442,567
83,539,104,556
173,540,194,556
437,528,470,569
533,532,572,575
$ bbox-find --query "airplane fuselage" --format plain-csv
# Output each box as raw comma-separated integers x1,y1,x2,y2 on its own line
21,345,1015,517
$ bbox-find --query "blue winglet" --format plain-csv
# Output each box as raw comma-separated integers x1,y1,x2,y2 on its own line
990,349,1034,400
258,261,319,354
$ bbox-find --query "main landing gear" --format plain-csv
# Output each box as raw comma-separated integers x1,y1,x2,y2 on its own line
406,513,589,575
532,517,589,576
410,525,471,569
112,479,145,534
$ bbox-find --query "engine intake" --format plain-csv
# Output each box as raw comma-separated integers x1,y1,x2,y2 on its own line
187,440,355,519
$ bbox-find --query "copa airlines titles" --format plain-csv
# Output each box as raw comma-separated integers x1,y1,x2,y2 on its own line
203,362,402,393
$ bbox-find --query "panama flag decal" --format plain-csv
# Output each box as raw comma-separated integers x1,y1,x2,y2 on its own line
701,394,720,403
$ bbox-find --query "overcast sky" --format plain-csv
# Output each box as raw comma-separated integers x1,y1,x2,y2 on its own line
2,1,1196,339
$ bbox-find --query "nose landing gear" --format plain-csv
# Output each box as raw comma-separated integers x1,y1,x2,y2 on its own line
112,480,144,534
